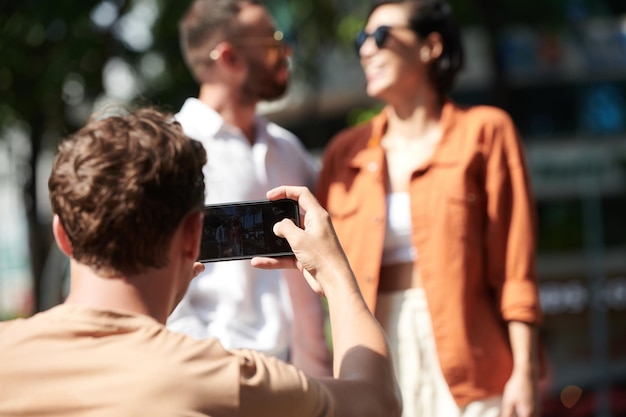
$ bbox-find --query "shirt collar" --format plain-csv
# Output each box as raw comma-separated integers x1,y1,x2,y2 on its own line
176,98,225,140
253,114,271,146
176,98,273,146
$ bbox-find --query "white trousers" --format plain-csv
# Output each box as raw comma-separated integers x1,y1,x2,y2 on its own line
376,288,502,417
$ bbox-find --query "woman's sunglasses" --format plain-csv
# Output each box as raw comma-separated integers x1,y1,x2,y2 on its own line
355,25,415,55
355,26,392,54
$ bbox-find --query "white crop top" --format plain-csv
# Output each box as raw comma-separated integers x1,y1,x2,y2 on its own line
382,192,417,266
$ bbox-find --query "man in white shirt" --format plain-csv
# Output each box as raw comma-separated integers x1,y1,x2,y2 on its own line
167,0,330,376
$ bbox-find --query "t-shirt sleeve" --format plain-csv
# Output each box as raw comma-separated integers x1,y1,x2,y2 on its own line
235,349,335,417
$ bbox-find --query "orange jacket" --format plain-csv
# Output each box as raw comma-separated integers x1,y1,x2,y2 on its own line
316,101,542,407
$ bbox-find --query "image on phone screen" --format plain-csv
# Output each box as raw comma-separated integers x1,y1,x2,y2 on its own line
198,199,300,262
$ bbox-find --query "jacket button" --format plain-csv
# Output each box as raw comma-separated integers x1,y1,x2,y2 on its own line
367,162,378,172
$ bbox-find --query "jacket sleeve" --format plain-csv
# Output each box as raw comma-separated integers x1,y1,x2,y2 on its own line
484,111,542,325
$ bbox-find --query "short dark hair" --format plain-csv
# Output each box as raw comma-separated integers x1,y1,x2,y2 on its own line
48,108,206,277
179,0,262,81
369,0,464,96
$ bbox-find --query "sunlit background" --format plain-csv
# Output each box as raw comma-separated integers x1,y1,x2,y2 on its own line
1,1,626,416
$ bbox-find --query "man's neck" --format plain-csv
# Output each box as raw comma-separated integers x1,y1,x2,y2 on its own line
198,84,258,145
63,261,173,324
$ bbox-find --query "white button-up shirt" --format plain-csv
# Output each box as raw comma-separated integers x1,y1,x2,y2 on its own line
167,98,319,360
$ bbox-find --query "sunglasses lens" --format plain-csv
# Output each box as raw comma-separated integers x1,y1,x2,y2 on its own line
355,26,392,55
355,30,367,54
373,26,390,48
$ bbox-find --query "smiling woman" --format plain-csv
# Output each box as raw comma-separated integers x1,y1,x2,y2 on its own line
316,1,543,417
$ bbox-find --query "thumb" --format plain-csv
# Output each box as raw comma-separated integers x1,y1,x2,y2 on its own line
273,218,301,240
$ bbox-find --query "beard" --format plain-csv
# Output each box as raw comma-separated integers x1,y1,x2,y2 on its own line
240,55,289,102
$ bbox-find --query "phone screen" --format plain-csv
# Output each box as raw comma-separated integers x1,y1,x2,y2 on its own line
198,199,300,262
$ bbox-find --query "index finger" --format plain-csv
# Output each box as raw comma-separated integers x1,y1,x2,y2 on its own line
266,186,319,212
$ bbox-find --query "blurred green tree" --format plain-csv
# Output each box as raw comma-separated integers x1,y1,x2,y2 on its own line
0,0,343,312
1,0,133,311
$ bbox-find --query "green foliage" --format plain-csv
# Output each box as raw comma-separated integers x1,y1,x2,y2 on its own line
2,1,117,139
346,105,384,127
142,0,197,110
265,0,340,83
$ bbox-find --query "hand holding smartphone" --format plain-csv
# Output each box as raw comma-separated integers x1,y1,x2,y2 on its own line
198,199,300,262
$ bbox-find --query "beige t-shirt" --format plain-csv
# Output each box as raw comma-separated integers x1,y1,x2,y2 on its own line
0,305,334,417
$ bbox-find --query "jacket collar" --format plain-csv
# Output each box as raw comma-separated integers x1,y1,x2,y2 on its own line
348,111,387,169
352,100,460,170
429,100,460,166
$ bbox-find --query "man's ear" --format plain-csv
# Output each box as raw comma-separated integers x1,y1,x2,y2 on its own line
52,215,72,257
208,42,242,68
196,42,244,83
218,44,245,71
181,210,203,261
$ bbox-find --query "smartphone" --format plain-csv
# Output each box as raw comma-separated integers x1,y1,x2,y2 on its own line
198,199,300,262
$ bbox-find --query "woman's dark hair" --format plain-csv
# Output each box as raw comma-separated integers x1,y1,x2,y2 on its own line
369,0,464,96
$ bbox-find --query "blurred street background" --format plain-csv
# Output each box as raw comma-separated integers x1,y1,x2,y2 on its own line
1,1,625,416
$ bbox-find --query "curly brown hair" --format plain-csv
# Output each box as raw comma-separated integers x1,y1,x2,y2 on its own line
48,108,207,277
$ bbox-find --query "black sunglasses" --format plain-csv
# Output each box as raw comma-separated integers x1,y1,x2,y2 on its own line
355,26,392,54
